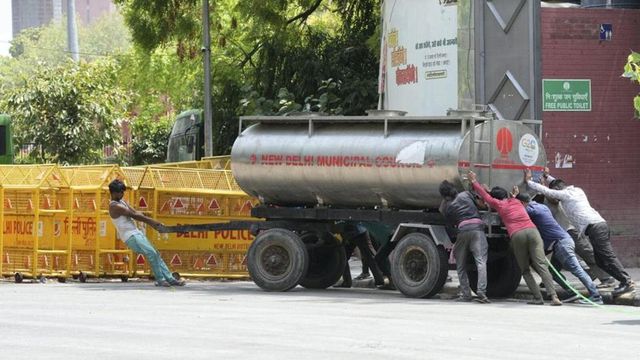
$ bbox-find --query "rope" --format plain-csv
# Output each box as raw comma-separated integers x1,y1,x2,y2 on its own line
544,257,640,315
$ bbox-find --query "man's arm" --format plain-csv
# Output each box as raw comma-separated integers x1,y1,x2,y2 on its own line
468,171,501,209
524,169,570,201
438,199,447,215
110,203,164,229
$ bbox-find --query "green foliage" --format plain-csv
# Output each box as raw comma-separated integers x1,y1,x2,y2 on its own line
79,13,132,60
239,86,301,115
2,59,127,164
115,0,381,153
1,13,132,94
2,1,382,164
8,27,44,58
8,13,131,63
113,0,201,52
116,47,203,164
117,47,202,115
623,51,640,118
130,113,173,165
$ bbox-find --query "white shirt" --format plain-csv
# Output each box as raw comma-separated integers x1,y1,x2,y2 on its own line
527,180,605,235
543,199,574,231
110,200,142,241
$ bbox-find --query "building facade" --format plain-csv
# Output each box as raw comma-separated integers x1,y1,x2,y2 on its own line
11,0,116,38
541,7,640,266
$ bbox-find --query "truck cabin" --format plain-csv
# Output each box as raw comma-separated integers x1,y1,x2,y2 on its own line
166,109,204,162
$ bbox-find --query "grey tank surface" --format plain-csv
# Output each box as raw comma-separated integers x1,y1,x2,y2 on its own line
231,114,546,210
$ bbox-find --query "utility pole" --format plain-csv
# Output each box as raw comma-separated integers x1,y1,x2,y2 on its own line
202,0,213,157
67,0,80,62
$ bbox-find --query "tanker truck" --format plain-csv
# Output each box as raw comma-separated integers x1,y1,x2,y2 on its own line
161,108,546,299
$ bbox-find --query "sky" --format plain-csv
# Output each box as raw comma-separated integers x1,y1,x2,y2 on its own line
0,0,11,56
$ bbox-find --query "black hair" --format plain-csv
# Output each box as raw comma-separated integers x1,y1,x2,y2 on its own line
548,179,566,190
109,179,126,193
489,186,509,200
439,180,458,199
515,193,531,203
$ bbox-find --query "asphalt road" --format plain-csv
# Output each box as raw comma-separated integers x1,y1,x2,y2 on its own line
1,278,639,360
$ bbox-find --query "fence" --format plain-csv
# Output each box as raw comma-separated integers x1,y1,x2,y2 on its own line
0,165,72,282
1,161,256,282
60,165,132,282
123,165,255,278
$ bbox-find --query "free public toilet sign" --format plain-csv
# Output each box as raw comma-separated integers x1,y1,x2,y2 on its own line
543,79,591,111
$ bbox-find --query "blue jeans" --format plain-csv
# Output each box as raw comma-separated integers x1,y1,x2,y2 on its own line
125,232,175,283
552,237,600,297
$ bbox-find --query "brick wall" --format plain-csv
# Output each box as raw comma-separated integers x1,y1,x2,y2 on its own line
541,8,640,266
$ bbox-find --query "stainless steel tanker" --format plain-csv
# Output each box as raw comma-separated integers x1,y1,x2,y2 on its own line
231,113,546,209
163,110,543,299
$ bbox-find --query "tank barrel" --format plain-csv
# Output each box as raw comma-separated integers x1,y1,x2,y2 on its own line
231,113,546,210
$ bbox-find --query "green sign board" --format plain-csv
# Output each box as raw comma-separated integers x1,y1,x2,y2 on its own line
542,79,591,112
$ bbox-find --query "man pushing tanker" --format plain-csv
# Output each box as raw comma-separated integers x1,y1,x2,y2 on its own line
468,171,562,305
524,169,635,296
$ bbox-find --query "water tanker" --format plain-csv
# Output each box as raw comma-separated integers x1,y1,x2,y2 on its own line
232,113,545,210
164,110,545,299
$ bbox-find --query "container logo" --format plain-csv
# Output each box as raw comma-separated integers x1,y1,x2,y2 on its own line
496,128,513,157
518,134,539,166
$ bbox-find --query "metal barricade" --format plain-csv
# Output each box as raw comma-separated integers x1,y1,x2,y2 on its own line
0,165,72,282
201,156,231,170
124,166,255,279
61,165,132,282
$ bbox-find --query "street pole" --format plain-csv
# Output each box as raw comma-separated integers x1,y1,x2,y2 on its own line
67,0,80,62
202,0,213,157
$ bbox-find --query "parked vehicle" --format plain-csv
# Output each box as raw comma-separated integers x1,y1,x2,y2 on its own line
0,114,14,164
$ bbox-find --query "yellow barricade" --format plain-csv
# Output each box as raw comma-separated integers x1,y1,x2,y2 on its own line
0,165,72,282
0,161,255,282
155,156,231,170
123,165,256,279
61,165,132,282
201,155,231,170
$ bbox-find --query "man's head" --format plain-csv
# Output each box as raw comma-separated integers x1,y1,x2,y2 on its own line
439,180,458,200
109,179,127,198
548,179,567,190
489,186,509,200
515,193,531,205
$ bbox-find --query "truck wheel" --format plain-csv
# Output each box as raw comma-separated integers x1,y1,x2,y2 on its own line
468,251,521,298
78,271,87,283
298,232,346,289
390,232,448,298
247,228,309,292
14,272,23,283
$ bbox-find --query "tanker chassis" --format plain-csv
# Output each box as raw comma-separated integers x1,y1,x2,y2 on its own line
163,109,546,298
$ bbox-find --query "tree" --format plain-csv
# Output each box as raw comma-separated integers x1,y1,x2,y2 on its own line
114,0,382,154
623,51,640,118
2,59,127,164
129,113,173,165
1,13,132,96
115,47,203,164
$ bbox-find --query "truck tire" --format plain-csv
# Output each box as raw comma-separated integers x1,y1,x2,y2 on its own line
298,232,346,289
247,228,309,292
390,232,448,298
467,251,521,298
